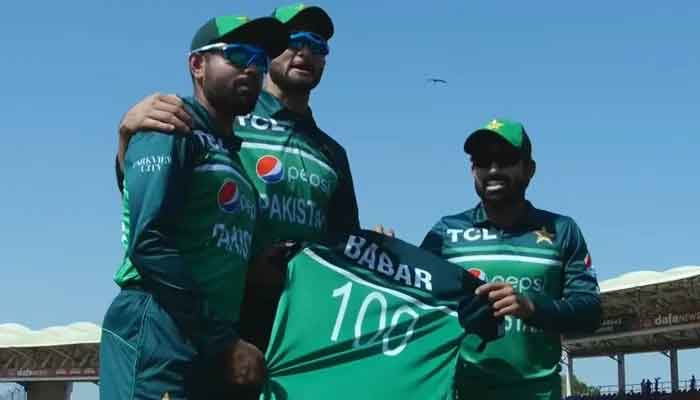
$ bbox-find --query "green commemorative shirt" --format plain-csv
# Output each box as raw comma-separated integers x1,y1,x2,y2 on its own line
421,202,601,385
115,97,258,357
261,230,503,400
234,90,360,250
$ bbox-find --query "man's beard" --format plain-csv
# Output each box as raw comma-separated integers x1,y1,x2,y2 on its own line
204,82,258,116
269,64,321,94
475,178,528,210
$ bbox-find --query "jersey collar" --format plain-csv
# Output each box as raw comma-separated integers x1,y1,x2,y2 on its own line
256,90,318,127
472,201,539,230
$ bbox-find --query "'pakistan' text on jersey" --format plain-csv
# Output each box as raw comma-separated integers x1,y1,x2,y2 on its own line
421,202,601,386
115,97,257,355
261,230,502,400
235,91,359,251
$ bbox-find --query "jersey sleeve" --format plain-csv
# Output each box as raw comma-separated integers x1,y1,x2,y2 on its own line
525,218,602,333
124,132,239,358
115,155,125,194
419,219,446,257
326,147,360,235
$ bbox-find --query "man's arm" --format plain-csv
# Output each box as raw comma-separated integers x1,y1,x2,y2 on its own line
524,219,602,333
117,93,193,170
326,147,360,235
124,132,238,358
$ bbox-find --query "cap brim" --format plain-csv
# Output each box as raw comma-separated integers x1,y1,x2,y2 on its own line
464,129,499,154
221,17,288,59
286,7,334,40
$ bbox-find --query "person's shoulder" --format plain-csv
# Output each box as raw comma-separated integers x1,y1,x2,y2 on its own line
529,205,584,238
434,209,475,229
314,125,347,155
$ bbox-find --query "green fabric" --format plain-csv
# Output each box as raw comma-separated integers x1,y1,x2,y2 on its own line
191,15,250,50
474,118,525,148
261,231,499,400
420,202,601,387
272,3,334,39
273,3,308,23
234,90,359,253
464,118,534,159
190,16,288,59
215,15,251,36
100,289,198,400
114,96,257,357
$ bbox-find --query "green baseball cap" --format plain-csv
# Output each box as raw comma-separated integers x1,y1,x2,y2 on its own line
464,118,533,159
190,15,288,59
273,3,334,40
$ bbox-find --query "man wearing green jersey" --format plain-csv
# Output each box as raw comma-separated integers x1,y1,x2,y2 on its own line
100,15,287,399
114,3,360,351
421,119,602,400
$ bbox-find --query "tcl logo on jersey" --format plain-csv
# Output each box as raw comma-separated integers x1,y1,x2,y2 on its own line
446,228,498,243
256,155,285,184
237,114,288,132
217,180,241,213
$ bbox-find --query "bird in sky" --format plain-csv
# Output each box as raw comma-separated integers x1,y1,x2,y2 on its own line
426,78,448,84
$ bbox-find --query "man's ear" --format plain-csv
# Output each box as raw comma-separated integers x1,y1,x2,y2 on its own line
527,159,536,180
189,53,206,81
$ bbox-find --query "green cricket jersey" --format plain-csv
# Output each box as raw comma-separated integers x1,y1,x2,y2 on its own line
421,202,601,386
116,90,360,249
235,91,360,251
115,97,258,358
261,230,502,400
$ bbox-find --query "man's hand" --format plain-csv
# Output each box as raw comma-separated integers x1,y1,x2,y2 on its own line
117,93,193,168
475,282,535,319
224,339,265,386
373,224,396,238
246,241,297,288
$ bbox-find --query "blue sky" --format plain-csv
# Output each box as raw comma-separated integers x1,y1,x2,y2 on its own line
0,1,698,398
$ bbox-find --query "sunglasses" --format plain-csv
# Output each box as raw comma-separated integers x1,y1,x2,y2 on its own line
472,152,523,169
191,42,269,73
289,31,329,56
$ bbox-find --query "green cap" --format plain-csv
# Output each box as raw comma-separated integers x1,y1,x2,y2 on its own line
273,3,334,40
464,118,533,159
190,15,288,59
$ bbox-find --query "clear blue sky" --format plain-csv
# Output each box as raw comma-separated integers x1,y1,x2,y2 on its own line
0,1,698,399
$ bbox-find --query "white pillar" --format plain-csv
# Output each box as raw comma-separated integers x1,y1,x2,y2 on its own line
617,354,626,395
670,349,679,392
566,354,574,397
561,350,574,397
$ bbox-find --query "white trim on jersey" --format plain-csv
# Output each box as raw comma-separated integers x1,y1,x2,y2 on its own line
303,248,459,318
447,254,562,266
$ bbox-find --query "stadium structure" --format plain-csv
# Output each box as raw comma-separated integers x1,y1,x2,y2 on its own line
1,266,698,400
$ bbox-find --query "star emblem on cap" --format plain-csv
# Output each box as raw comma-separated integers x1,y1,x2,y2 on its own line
534,226,554,245
487,119,504,130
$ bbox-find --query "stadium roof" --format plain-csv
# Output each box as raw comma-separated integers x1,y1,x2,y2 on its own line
564,266,700,358
0,323,100,349
600,266,700,292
